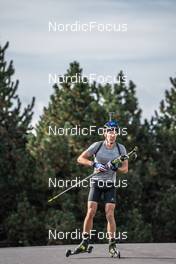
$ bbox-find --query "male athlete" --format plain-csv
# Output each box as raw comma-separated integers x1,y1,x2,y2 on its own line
75,120,128,256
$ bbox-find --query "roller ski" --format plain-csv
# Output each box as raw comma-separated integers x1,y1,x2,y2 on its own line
108,239,120,258
66,236,93,257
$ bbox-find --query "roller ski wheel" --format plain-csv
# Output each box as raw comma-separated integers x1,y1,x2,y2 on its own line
66,249,71,257
109,249,120,258
87,245,93,253
109,240,120,258
65,245,93,257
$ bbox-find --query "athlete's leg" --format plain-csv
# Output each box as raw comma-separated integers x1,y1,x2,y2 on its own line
105,203,116,239
73,185,99,253
83,201,98,234
73,201,97,253
105,203,120,257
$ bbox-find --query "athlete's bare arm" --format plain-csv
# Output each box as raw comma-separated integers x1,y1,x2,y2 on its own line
77,150,93,167
118,160,128,174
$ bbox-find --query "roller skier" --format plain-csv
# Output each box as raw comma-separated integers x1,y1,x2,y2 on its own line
66,120,128,258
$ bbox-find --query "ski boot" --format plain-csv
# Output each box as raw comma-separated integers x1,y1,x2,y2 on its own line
66,234,93,257
108,238,120,258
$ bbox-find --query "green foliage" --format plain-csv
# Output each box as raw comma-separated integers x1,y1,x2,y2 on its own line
7,192,46,246
0,42,44,246
125,208,153,242
153,186,176,242
149,78,176,241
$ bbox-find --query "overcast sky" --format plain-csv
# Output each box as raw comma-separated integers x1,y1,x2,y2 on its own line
1,0,176,125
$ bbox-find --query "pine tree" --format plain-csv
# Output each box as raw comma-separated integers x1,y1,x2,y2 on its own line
29,61,106,244
150,77,176,241
0,42,44,245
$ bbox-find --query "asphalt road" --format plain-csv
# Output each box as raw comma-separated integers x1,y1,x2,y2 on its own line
0,243,176,264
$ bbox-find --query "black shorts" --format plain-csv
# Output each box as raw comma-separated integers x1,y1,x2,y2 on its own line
88,180,116,204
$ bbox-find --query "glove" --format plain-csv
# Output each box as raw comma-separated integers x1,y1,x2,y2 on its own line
106,161,118,171
93,162,107,172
